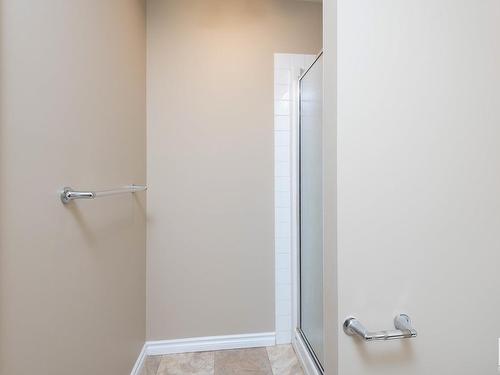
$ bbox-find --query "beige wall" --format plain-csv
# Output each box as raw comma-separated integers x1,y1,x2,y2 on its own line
147,0,322,340
335,0,500,374
0,1,146,375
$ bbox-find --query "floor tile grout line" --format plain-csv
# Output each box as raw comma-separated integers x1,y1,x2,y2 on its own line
154,355,162,375
265,347,278,375
142,344,302,375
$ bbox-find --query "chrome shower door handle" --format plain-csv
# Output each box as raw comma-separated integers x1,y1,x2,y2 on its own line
343,314,417,341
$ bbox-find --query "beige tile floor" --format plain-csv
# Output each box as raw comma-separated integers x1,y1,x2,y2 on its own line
140,345,304,375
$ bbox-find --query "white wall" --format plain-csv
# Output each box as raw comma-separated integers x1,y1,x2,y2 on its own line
335,0,500,374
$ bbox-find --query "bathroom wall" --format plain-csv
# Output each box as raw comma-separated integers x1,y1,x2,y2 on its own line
334,0,500,374
0,1,146,375
147,0,322,340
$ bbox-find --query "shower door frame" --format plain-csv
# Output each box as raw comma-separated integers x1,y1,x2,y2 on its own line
291,51,324,375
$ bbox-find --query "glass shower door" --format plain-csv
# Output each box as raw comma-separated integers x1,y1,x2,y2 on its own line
299,53,324,370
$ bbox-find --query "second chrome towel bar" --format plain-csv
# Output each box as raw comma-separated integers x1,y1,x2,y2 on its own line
60,185,147,204
343,314,417,341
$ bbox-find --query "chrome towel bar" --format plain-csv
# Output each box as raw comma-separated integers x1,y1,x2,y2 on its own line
60,185,146,204
343,314,417,341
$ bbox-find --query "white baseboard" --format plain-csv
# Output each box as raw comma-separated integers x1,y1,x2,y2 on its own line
130,343,147,375
292,330,321,375
145,332,276,356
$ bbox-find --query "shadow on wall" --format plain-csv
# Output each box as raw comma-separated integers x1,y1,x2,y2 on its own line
62,194,146,247
352,337,416,366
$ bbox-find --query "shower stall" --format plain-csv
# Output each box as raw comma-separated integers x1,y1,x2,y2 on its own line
297,52,324,373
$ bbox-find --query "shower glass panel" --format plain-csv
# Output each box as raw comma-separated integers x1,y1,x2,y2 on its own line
299,53,323,370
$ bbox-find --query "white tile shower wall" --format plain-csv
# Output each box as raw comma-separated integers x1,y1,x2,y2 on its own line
274,53,316,344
